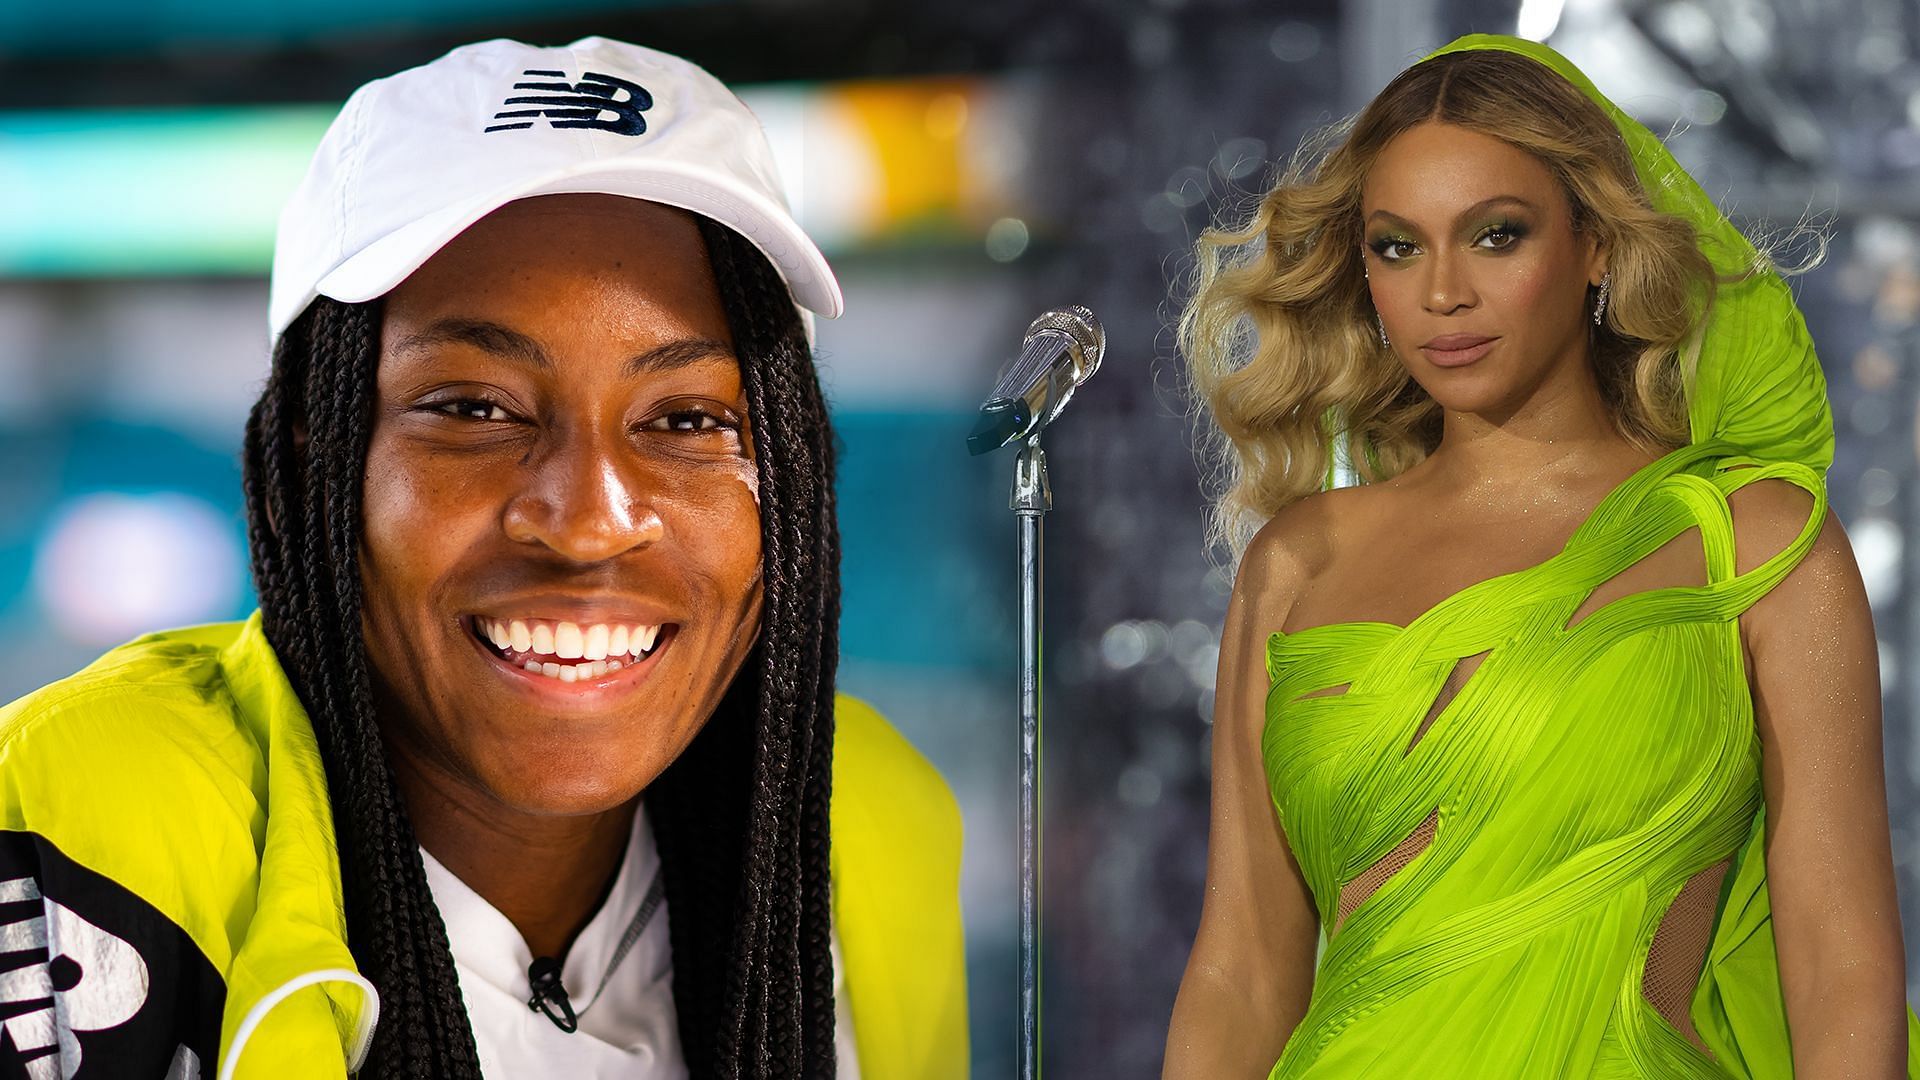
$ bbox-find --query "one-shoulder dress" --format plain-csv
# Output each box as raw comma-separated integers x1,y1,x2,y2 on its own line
1261,437,1920,1078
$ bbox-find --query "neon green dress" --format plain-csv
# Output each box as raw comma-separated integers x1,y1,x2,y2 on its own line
1258,35,1920,1079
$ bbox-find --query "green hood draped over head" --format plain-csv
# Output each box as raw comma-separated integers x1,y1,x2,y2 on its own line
1421,33,1834,476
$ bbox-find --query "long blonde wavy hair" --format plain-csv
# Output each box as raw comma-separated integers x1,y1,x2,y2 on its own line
1180,49,1723,559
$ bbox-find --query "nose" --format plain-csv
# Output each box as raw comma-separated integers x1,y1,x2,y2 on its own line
1423,247,1478,315
501,426,664,562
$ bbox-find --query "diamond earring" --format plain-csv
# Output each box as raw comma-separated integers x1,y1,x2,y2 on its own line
1376,312,1390,348
1592,271,1612,326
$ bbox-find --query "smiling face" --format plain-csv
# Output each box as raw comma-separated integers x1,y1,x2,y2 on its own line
359,193,764,819
1360,121,1608,416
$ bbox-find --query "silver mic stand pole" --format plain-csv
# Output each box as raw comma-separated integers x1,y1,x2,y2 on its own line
966,305,1103,1080
1012,431,1048,1080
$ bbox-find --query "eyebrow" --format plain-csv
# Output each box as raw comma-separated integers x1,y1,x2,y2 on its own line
392,317,735,376
1365,195,1540,231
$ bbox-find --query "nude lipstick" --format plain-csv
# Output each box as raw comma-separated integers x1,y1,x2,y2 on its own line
1420,333,1499,367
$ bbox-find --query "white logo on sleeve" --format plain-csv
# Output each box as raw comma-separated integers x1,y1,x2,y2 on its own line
0,876,200,1079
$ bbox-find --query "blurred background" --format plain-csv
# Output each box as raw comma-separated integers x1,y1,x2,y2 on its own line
3,0,1917,1074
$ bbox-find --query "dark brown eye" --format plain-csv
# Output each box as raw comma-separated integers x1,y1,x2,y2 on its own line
1475,225,1525,250
646,409,731,433
1369,237,1418,262
432,399,514,421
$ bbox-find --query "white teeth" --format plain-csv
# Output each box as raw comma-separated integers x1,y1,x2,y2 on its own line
489,618,661,669
522,658,602,681
554,621,584,659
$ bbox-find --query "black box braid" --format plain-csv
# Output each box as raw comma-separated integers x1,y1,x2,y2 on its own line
240,218,841,1078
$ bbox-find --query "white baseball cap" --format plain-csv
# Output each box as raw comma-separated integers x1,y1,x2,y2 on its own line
268,35,842,346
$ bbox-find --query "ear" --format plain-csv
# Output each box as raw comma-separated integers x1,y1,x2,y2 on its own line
1585,234,1611,287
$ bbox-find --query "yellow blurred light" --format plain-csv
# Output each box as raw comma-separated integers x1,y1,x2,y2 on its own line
924,92,969,140
832,78,978,235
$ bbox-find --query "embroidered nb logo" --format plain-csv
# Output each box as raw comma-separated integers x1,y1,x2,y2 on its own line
484,69,654,136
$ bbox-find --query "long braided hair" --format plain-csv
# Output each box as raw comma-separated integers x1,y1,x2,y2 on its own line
241,217,842,1078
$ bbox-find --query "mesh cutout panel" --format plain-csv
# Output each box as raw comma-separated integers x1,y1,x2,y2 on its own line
1406,651,1489,754
1641,858,1731,1056
1334,806,1439,931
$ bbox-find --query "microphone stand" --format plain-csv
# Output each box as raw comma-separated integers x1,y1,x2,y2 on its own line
1011,431,1049,1080
970,303,1100,1080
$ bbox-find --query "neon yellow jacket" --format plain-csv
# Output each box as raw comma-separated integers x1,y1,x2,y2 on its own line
0,611,968,1078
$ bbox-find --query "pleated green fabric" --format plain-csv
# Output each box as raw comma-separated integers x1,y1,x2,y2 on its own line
1260,34,1920,1079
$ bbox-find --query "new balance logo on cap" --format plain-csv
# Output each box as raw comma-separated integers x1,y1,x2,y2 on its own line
485,68,653,135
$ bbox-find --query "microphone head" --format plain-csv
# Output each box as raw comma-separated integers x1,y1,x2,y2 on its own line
967,399,1031,456
969,304,1105,455
1023,304,1104,385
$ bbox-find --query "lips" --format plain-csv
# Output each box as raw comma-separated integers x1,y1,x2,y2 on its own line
1419,334,1499,367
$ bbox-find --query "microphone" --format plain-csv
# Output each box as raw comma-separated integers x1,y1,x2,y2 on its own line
527,956,579,1033
967,305,1105,455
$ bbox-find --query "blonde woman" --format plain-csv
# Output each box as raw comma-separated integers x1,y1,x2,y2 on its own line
1166,34,1919,1078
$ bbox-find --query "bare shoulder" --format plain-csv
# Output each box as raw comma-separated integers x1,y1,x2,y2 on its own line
1722,468,1826,576
1235,486,1362,622
1723,468,1862,656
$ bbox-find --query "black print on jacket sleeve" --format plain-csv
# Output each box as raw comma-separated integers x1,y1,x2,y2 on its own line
0,831,223,1079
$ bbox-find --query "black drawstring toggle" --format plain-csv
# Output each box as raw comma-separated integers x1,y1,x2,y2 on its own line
528,956,579,1033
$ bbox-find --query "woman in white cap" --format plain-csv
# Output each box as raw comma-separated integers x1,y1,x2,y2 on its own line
0,36,966,1080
